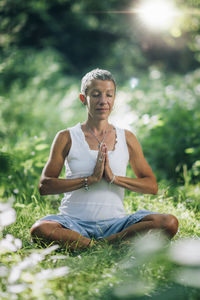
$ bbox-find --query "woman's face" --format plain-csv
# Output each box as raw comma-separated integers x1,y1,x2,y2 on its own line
84,80,115,121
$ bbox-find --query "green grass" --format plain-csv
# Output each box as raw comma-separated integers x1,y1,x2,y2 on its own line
1,181,200,300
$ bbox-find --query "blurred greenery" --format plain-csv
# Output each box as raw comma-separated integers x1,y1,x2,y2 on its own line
127,69,200,182
1,0,200,184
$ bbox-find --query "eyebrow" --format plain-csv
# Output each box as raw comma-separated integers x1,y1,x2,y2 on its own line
91,89,114,92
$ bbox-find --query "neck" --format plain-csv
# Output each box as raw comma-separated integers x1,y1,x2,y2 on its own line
86,116,109,133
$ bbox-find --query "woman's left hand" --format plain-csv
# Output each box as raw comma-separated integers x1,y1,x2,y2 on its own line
103,145,114,183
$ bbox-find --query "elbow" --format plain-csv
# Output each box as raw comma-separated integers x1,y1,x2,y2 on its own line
152,181,158,195
39,184,46,195
39,183,47,195
144,177,158,195
38,178,50,195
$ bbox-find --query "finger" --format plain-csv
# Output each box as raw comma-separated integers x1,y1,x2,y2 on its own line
97,150,103,161
98,152,105,164
101,143,106,154
98,145,104,158
105,145,108,155
105,153,108,163
104,147,108,161
103,144,106,152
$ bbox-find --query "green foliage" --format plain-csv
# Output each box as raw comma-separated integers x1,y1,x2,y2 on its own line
126,68,200,182
1,0,200,82
1,0,200,182
0,48,83,147
0,152,14,177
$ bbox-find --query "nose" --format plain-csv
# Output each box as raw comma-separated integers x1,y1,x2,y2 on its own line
99,94,107,105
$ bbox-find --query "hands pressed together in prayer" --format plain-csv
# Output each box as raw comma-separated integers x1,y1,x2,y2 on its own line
91,143,114,183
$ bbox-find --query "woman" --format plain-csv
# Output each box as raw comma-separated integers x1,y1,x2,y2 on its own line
30,69,178,250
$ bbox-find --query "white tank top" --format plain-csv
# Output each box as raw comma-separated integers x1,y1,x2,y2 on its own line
59,123,129,221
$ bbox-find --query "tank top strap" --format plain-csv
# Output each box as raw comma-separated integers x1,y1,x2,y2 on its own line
66,123,86,159
68,122,82,143
114,126,129,161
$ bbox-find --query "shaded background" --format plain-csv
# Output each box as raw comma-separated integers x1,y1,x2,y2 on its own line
1,0,200,194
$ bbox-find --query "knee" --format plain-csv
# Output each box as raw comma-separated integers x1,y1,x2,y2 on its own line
161,214,179,238
30,221,61,243
30,222,44,239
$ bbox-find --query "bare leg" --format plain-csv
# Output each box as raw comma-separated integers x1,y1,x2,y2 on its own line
30,221,93,250
104,214,179,244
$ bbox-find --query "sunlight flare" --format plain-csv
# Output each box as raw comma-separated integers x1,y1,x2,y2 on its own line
136,0,179,31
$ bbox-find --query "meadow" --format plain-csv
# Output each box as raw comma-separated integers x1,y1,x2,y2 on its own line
1,165,200,299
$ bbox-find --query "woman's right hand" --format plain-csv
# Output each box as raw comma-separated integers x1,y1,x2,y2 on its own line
90,143,106,183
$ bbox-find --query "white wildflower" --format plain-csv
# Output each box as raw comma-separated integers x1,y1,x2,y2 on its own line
14,239,22,249
0,266,8,277
7,284,26,293
0,235,22,254
8,268,21,284
169,238,200,266
41,244,60,256
0,238,17,253
36,266,69,280
0,202,11,211
50,255,67,262
173,269,200,288
0,209,16,226
6,234,14,242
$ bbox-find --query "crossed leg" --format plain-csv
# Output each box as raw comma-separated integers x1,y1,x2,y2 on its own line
30,214,178,250
104,214,179,244
30,221,92,250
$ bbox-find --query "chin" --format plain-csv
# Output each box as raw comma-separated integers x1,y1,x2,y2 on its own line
97,115,110,120
90,112,110,120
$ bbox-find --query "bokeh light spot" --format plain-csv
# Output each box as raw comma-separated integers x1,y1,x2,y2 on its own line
137,0,179,31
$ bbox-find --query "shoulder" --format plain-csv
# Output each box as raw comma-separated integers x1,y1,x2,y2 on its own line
54,129,71,144
51,129,72,158
125,129,138,146
124,129,142,156
54,122,80,142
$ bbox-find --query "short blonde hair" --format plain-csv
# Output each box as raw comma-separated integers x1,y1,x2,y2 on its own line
81,68,116,96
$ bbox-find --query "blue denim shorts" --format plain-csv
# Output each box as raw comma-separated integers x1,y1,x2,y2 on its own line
35,209,160,240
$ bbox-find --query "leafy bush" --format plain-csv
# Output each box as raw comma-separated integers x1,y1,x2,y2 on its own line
0,48,86,148
126,68,200,182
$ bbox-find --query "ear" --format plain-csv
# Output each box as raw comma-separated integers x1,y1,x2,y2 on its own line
79,94,86,105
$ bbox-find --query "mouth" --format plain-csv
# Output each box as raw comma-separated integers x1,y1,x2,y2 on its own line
96,108,109,111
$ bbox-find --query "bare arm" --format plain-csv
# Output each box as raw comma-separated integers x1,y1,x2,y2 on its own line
39,130,106,195
104,130,158,194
